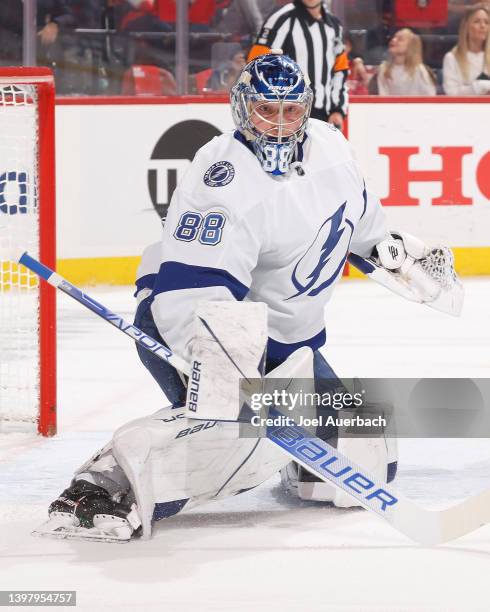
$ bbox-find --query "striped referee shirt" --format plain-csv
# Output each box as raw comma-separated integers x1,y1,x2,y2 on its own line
248,1,348,118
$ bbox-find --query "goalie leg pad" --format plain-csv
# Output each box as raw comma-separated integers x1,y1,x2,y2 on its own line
280,350,399,505
112,417,156,539
298,437,392,506
74,403,290,538
282,439,398,505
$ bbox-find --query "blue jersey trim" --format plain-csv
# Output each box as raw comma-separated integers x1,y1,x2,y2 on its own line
153,261,249,301
361,182,367,219
233,130,308,164
266,328,326,370
296,132,307,162
134,273,157,297
348,253,375,274
234,129,255,155
153,498,189,521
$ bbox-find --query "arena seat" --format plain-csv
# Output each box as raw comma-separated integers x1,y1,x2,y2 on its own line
193,68,213,93
121,64,177,96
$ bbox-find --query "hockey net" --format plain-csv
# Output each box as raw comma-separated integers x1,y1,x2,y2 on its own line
0,68,56,436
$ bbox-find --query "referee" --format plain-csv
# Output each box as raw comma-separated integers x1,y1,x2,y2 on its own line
248,0,348,129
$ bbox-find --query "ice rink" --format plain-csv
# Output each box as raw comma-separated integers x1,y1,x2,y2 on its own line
1,278,490,611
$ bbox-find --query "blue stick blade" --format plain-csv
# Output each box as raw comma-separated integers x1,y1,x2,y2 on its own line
19,252,54,282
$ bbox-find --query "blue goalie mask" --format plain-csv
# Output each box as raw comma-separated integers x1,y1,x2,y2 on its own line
230,51,313,176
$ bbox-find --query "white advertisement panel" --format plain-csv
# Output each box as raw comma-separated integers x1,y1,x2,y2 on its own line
55,99,489,263
348,102,490,246
56,102,234,259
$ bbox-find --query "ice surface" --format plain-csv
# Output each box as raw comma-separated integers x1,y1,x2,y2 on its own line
1,279,490,611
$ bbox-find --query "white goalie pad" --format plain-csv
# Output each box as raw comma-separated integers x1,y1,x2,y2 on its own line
91,403,290,539
265,345,314,381
297,436,391,507
185,301,268,421
109,347,314,538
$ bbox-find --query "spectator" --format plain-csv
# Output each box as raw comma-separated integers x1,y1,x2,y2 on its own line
118,1,177,76
155,0,218,32
63,1,127,95
443,3,490,94
447,0,484,34
206,46,246,90
377,28,436,95
119,1,173,32
215,0,264,40
0,0,76,66
120,0,219,32
68,0,117,29
344,31,371,95
248,0,349,129
257,0,291,13
159,0,218,32
38,0,77,46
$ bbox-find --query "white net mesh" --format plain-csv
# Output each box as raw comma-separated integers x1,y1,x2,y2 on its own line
0,84,40,428
420,247,458,291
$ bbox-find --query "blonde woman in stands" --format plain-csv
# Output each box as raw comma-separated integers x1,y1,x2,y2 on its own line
443,4,490,95
377,28,436,95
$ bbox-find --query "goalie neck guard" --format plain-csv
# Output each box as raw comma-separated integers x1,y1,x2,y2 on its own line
230,51,313,176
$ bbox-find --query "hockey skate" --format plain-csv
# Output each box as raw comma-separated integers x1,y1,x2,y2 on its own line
32,480,142,543
280,462,333,502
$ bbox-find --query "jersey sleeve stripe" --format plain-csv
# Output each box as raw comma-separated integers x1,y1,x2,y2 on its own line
261,5,294,34
135,273,157,294
296,16,315,96
329,68,348,116
255,6,294,47
347,253,375,274
324,12,342,39
153,261,249,301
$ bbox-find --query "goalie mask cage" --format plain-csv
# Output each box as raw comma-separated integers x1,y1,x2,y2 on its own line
0,67,56,436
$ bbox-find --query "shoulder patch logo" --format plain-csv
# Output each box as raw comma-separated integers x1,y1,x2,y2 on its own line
204,161,235,187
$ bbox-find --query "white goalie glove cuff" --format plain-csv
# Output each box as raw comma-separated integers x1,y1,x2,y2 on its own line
376,232,429,271
370,231,464,316
375,232,439,301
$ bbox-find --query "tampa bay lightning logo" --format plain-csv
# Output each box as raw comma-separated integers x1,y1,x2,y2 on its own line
288,202,354,299
203,161,235,187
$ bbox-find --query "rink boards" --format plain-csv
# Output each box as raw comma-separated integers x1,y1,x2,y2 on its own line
52,96,490,283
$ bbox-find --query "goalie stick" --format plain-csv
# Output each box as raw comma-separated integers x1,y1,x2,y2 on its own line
18,251,490,546
17,252,191,377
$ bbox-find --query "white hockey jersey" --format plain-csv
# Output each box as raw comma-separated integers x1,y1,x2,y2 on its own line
136,119,388,367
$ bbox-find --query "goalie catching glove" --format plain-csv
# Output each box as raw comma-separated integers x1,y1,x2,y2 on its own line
351,232,464,317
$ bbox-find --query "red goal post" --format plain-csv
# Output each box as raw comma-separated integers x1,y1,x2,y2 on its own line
0,67,56,436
